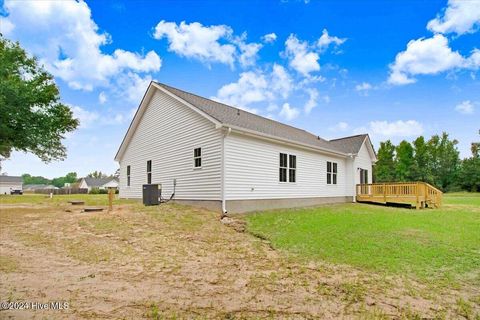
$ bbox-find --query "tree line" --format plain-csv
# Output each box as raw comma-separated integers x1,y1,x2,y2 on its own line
374,132,480,192
22,170,119,188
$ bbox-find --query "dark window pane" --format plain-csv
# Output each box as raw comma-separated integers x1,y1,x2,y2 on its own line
289,155,296,168
333,162,337,173
127,165,130,175
127,176,131,186
333,174,337,185
195,158,202,167
280,153,287,167
147,160,152,172
147,173,152,184
289,169,296,182
279,168,287,182
327,161,331,173
327,173,331,184
194,148,201,157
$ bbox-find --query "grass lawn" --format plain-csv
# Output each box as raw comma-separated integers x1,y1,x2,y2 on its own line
0,193,138,206
245,192,480,284
1,193,479,318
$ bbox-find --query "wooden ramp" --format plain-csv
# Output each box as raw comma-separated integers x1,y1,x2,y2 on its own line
356,182,442,209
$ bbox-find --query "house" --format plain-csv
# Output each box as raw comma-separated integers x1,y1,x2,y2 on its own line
78,177,119,192
23,184,58,192
115,82,377,213
0,175,23,194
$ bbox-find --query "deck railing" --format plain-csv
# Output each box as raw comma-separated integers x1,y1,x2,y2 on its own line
356,182,442,209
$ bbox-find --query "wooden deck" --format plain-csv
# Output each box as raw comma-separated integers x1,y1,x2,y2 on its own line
356,182,443,209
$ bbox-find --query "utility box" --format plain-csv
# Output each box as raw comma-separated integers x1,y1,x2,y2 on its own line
142,184,159,206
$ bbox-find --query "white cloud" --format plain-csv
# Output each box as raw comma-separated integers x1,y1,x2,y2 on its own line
271,64,293,99
355,82,373,95
71,105,99,128
153,20,262,68
329,122,349,132
284,34,320,76
455,100,475,114
262,33,277,43
279,103,300,120
388,34,466,85
355,82,372,92
304,88,319,113
317,29,346,50
114,72,153,104
427,0,480,35
213,71,268,112
213,64,293,112
1,0,161,91
153,20,236,67
356,120,424,137
98,92,107,104
234,33,263,68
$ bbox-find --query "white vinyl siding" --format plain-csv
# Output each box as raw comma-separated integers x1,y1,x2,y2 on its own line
0,182,22,195
118,90,222,200
354,141,373,186
224,132,347,200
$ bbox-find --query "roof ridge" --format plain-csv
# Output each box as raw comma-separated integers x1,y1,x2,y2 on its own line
329,133,367,142
155,81,329,141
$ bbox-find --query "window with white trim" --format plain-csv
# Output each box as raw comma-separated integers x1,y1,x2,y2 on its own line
279,153,287,182
147,160,152,184
289,154,296,183
280,153,296,182
127,165,131,186
327,161,337,185
194,148,202,168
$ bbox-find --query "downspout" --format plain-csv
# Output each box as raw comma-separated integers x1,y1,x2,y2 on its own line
347,153,356,202
221,126,231,215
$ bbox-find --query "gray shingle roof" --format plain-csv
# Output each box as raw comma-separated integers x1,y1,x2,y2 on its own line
329,134,369,154
156,82,369,155
83,177,118,187
0,175,22,183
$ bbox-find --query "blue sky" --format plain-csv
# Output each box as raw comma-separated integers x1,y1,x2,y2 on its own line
1,0,479,178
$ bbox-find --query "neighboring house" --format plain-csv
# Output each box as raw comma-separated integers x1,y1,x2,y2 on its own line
115,82,377,213
0,175,23,194
78,177,119,191
24,184,59,192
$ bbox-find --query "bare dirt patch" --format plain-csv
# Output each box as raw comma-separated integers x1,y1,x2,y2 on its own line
0,201,479,319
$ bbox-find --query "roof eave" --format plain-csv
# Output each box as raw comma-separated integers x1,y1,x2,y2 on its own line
223,124,349,157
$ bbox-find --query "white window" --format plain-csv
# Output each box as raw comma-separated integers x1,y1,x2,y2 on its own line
147,160,152,184
279,153,287,182
280,153,296,183
289,154,296,183
127,165,131,186
194,148,202,168
327,161,337,185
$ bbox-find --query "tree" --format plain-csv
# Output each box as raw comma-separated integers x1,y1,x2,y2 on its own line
22,173,50,185
411,136,431,182
428,132,460,191
87,171,108,179
0,36,78,162
374,140,396,182
51,172,78,188
395,140,414,181
457,133,480,192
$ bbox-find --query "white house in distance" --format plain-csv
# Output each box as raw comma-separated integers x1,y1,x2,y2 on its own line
0,175,23,194
78,177,119,192
115,82,377,213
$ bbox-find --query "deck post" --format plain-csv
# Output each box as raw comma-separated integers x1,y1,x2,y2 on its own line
383,183,386,203
415,182,420,210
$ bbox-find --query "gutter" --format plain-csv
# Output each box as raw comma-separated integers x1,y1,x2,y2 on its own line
220,124,349,158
